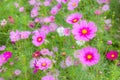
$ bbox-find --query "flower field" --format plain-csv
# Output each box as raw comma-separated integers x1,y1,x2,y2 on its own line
0,0,120,80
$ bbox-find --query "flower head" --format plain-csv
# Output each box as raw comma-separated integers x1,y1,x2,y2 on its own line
72,20,97,41
41,75,55,80
66,13,82,24
32,31,46,47
20,31,31,39
78,46,100,66
10,30,20,42
36,58,52,70
67,0,80,10
106,50,118,60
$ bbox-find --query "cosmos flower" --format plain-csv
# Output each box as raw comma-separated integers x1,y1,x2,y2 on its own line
78,46,100,66
97,0,109,4
0,45,6,51
14,69,21,76
40,48,50,56
63,28,71,36
41,75,55,80
31,8,38,18
34,18,41,23
10,30,20,42
32,50,41,58
44,0,51,6
3,51,12,59
32,31,46,47
67,0,80,10
0,19,7,27
72,20,97,41
14,2,19,8
94,9,102,15
49,23,58,32
20,31,31,39
40,25,50,35
36,58,52,70
29,0,36,5
28,21,35,28
102,4,110,11
106,50,118,60
107,40,112,45
19,7,24,12
66,13,82,24
65,56,74,67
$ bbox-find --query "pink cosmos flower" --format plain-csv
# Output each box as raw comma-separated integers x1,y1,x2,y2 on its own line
97,0,109,4
41,75,55,80
14,2,19,8
106,51,118,60
20,31,31,39
14,69,21,76
102,4,110,11
32,31,46,47
29,0,36,5
40,48,50,56
66,13,82,24
72,20,97,41
31,8,38,18
3,51,12,59
30,58,38,68
40,25,50,35
44,0,51,6
0,45,6,51
19,7,24,12
43,16,55,23
0,78,4,80
34,18,41,23
78,46,100,66
94,9,102,15
10,30,20,42
60,60,66,68
63,28,71,36
49,23,58,32
67,0,79,10
50,4,62,15
107,40,112,45
65,56,74,67
36,58,52,70
28,21,35,28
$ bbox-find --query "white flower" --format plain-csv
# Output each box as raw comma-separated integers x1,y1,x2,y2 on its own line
56,26,64,36
0,19,7,26
76,40,85,46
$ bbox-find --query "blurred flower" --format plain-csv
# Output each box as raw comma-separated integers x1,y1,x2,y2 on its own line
78,46,100,66
40,25,50,35
9,62,14,66
32,31,46,46
107,40,112,45
36,58,52,70
0,45,6,51
0,19,7,27
72,20,97,41
66,13,82,24
56,26,64,36
52,47,58,52
31,8,38,18
0,78,4,80
74,50,80,58
14,69,21,76
63,28,71,36
60,60,66,68
106,50,118,60
29,0,36,5
32,50,41,58
76,40,85,46
8,16,15,24
104,19,111,25
74,59,80,66
14,2,19,8
3,51,12,59
30,58,38,68
20,31,31,39
44,0,51,6
28,21,35,28
34,18,41,23
97,0,108,4
10,30,20,42
94,9,102,15
67,0,80,10
40,48,50,56
41,75,55,80
102,4,110,12
19,7,24,12
65,56,74,67
49,23,58,32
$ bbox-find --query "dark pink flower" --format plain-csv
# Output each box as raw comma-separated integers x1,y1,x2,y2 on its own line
106,51,118,60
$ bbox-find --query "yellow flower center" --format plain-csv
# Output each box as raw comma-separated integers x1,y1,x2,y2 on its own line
72,3,77,7
111,54,115,58
82,29,87,34
87,55,92,60
72,18,78,23
42,62,47,67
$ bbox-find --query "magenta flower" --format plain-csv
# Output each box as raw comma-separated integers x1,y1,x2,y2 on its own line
67,0,79,10
94,9,102,15
78,46,100,66
66,13,82,24
29,0,36,5
107,40,112,45
19,7,24,12
106,51,118,60
28,21,35,28
40,48,50,56
102,4,110,12
44,0,51,6
3,51,12,59
20,31,31,39
10,30,20,42
40,25,50,35
72,20,97,41
31,8,38,18
36,58,52,70
41,75,55,80
32,31,46,47
34,18,41,23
